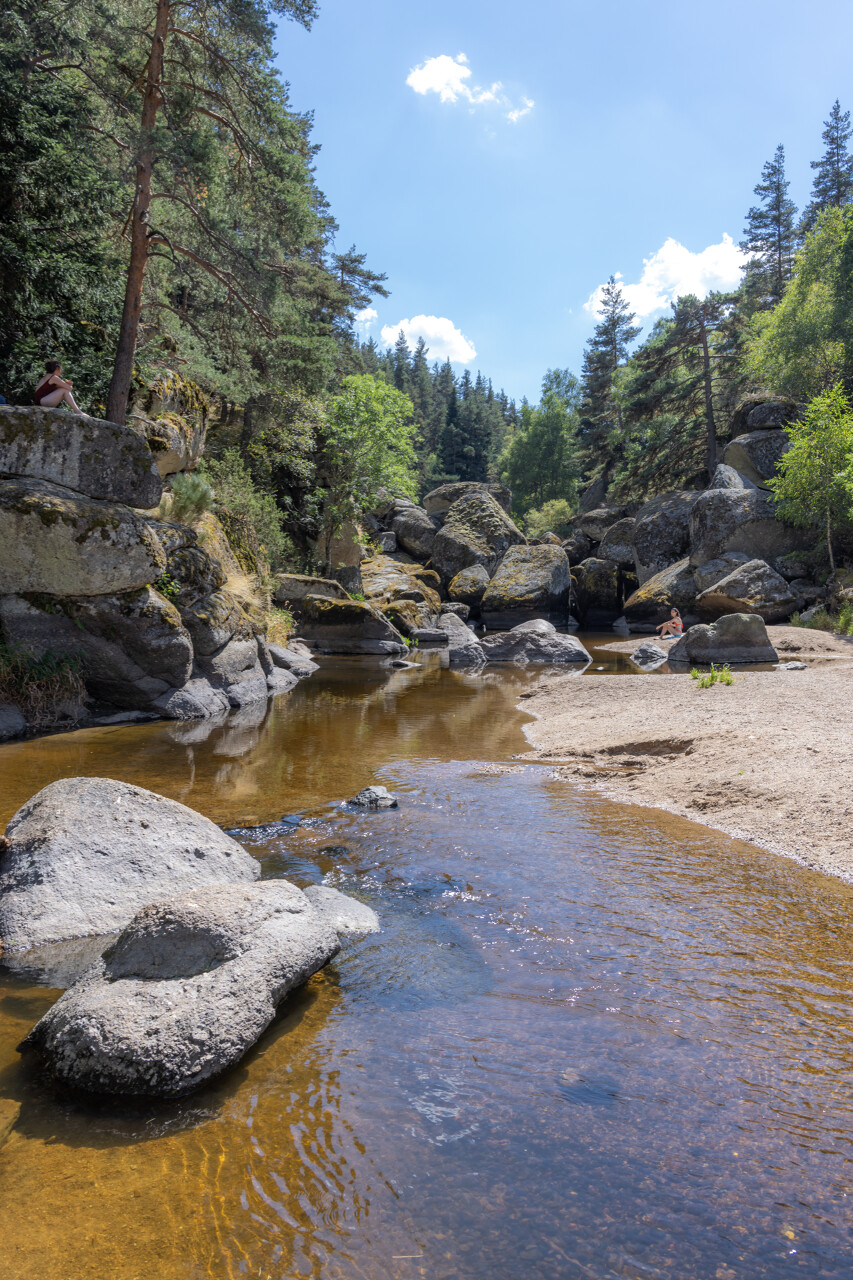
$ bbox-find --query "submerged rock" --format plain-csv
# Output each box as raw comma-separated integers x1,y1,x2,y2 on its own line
629,641,668,669
21,880,372,1097
668,613,778,665
349,785,398,809
0,778,260,952
480,624,590,665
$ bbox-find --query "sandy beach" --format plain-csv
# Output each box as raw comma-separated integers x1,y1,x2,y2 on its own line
520,627,853,881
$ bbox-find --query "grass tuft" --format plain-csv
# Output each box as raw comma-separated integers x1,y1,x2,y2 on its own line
0,644,86,727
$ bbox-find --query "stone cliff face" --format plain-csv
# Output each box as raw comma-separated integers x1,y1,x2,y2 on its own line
0,407,295,738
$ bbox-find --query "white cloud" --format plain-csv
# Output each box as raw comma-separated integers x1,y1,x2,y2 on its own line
380,315,477,364
354,306,377,334
584,235,748,319
406,53,533,124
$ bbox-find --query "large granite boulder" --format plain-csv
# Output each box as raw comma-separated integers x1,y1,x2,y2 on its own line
632,491,702,583
480,545,571,628
688,490,811,566
273,572,350,608
299,594,406,655
622,558,698,631
391,506,437,560
362,556,442,616
22,880,376,1097
423,481,512,518
692,552,752,593
722,430,789,489
127,409,205,479
0,589,193,710
728,396,800,435
598,517,636,568
0,477,166,596
437,613,486,667
709,464,757,491
575,506,629,542
448,563,490,607
695,559,801,622
0,778,260,952
668,613,778,665
431,492,525,583
0,405,162,508
574,557,622,624
480,622,590,664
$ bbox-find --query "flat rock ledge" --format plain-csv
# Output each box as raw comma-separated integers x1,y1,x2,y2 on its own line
22,881,378,1098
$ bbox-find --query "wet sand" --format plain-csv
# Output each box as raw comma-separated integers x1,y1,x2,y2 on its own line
521,627,853,881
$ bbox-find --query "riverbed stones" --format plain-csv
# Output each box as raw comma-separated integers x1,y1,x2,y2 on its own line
480,545,571,628
667,613,778,665
480,625,591,665
688,490,810,567
0,405,163,508
349,784,398,809
303,885,380,934
622,558,698,631
299,595,406,656
631,491,702,583
722,430,789,489
0,477,166,596
695,558,801,622
22,881,348,1097
431,492,526,584
0,778,260,952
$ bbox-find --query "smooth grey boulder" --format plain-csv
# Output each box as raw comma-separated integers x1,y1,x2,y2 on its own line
509,618,557,636
598,517,636,568
431,492,526,584
196,636,270,707
668,613,778,665
709,464,757,491
437,614,486,667
575,506,629,542
688,490,811,566
622,558,698,631
268,643,319,678
692,551,752,593
723,430,789,488
303,885,380,935
423,481,512,517
299,594,407,656
448,563,491,606
22,881,347,1097
0,778,260,952
480,545,571,628
695,558,801,622
0,477,166,596
0,405,163,508
350,785,398,809
153,677,231,720
629,641,668,669
391,507,436,560
632,492,702,583
480,627,591,664
411,627,449,646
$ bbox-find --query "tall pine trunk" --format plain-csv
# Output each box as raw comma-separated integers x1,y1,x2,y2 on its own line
698,311,717,482
106,0,171,425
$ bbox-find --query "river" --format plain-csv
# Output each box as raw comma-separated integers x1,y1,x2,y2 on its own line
1,646,853,1279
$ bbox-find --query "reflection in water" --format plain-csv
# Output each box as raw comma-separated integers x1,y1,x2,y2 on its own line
1,654,853,1277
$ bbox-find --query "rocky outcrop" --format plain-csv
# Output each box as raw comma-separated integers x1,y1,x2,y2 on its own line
431,491,526,583
622,558,698,631
273,573,350,607
688,490,811,566
423,481,512,518
632,491,702,583
0,405,162,507
668,613,778,665
128,409,205,479
480,545,571,628
728,396,799,435
575,506,629,542
695,559,801,622
480,621,590,664
691,551,752,593
0,477,166,595
299,594,407,655
598,517,636,568
0,778,260,952
22,881,360,1097
722,430,789,488
709,464,756,491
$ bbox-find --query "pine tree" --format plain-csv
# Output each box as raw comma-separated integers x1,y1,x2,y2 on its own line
740,144,798,309
801,100,853,235
579,275,640,477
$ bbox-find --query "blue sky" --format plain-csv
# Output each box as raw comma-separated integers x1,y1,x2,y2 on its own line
275,0,853,403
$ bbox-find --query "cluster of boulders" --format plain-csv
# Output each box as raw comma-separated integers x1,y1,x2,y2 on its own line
567,398,842,631
0,406,313,739
0,777,378,1097
275,480,591,667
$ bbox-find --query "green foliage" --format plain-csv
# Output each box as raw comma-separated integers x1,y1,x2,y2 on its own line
578,276,641,474
740,144,798,310
164,472,215,526
264,606,296,646
800,100,853,235
499,374,581,519
747,206,853,400
154,572,181,604
200,448,291,568
524,499,575,539
0,643,85,726
690,663,734,688
790,603,853,635
767,384,853,569
317,375,418,569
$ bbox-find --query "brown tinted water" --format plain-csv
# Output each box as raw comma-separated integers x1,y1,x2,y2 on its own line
2,650,853,1279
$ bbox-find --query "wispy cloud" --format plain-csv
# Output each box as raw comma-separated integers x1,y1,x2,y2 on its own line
584,235,747,319
354,306,377,335
381,315,477,363
406,53,534,124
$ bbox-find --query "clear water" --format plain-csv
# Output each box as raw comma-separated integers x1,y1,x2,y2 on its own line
1,651,852,1279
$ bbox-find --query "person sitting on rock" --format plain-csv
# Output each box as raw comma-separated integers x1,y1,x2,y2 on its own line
656,607,684,638
33,360,83,414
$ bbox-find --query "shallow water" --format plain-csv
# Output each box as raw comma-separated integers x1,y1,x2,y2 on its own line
2,650,853,1279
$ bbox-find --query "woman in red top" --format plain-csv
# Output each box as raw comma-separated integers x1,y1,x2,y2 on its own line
34,360,83,414
656,608,684,638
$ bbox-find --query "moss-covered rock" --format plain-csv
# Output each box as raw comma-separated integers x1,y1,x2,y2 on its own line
632,491,703,583
0,406,163,508
299,594,406,654
696,559,801,622
423,481,512,517
448,564,490,607
362,556,442,615
722,430,790,489
688,490,812,567
0,477,166,596
481,545,570,628
431,492,525,583
623,558,698,629
574,557,622,624
128,409,206,480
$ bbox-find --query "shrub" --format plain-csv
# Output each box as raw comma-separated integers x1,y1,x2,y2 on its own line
160,471,214,525
0,644,86,726
264,607,295,647
790,602,853,635
199,450,291,569
524,498,575,539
